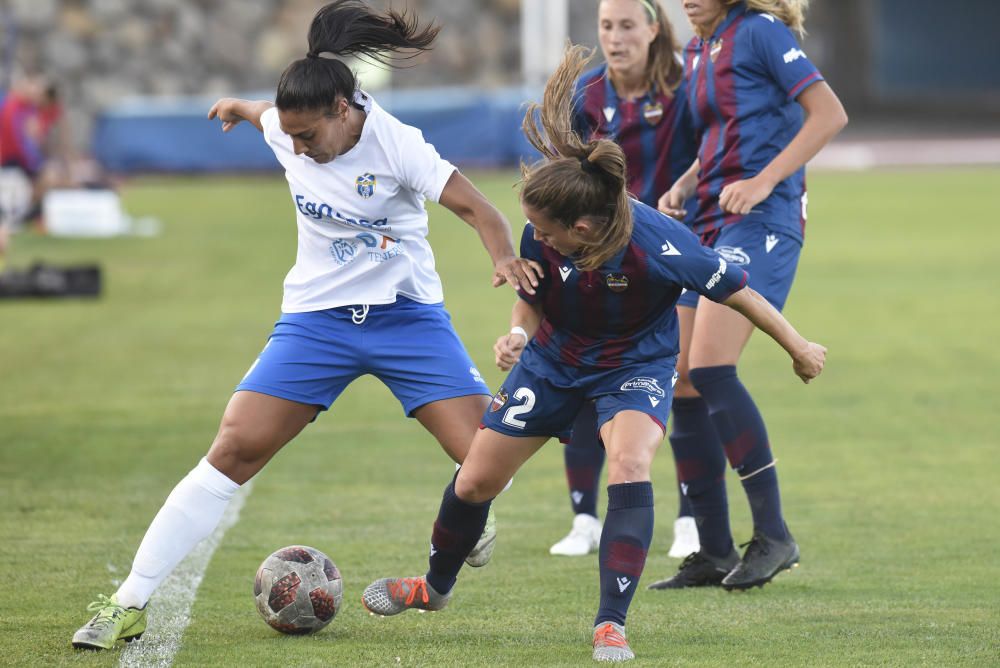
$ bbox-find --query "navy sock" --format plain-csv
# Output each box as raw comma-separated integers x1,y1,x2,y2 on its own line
425,479,491,595
668,396,732,556
677,485,693,518
689,365,788,541
595,482,653,627
564,401,604,517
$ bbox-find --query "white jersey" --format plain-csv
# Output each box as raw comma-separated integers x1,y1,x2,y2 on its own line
260,92,456,312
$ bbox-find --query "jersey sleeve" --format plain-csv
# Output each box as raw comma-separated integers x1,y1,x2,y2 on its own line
515,224,549,304
389,121,457,203
747,14,824,101
259,106,284,151
653,222,748,303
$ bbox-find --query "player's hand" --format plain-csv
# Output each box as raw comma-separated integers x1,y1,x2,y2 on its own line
208,98,245,132
792,342,826,383
492,256,544,295
657,185,688,219
494,332,527,371
719,175,775,215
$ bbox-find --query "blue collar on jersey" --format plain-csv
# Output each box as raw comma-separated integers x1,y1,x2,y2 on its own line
699,1,748,45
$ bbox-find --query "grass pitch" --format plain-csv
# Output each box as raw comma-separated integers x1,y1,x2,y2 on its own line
1,169,998,666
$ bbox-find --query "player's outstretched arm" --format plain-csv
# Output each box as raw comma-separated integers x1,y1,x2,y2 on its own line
207,98,274,133
494,300,543,371
723,287,826,383
438,172,544,295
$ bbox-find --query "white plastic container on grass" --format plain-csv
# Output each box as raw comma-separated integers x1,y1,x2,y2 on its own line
43,189,128,237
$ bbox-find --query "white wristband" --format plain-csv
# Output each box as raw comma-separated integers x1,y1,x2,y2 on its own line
509,326,529,342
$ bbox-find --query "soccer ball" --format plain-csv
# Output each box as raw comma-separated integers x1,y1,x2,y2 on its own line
254,545,343,634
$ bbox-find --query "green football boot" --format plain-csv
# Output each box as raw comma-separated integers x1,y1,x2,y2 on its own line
71,594,147,650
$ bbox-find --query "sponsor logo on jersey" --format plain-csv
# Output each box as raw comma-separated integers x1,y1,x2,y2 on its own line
710,38,724,63
705,257,728,290
558,265,573,282
490,388,509,412
621,376,666,398
356,173,376,198
717,246,751,265
329,238,359,266
294,194,389,230
355,231,405,264
765,234,779,253
605,273,629,292
642,101,663,126
783,47,806,64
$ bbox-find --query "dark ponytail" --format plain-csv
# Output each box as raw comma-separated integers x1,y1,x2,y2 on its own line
275,0,440,112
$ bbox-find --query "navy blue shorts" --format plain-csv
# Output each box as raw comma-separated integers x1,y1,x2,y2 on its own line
677,220,801,311
237,297,491,417
481,344,677,441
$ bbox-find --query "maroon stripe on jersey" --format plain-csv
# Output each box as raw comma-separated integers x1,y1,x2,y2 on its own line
605,540,648,578
597,241,648,367
714,17,747,232
652,97,681,200
619,101,645,199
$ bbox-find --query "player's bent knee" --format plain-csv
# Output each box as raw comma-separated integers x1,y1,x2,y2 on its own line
454,475,503,504
605,452,654,484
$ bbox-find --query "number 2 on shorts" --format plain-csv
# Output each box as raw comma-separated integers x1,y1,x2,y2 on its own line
502,387,536,429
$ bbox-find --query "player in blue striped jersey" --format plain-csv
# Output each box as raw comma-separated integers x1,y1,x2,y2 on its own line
362,45,826,663
551,0,703,560
648,0,847,591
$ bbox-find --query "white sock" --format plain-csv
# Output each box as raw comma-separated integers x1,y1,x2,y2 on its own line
115,458,239,609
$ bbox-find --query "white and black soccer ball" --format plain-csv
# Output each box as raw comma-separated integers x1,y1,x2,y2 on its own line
254,545,343,634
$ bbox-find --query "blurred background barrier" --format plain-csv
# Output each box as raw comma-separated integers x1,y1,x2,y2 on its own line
93,86,544,172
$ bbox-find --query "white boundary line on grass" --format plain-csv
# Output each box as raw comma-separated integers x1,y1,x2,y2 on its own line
119,480,254,668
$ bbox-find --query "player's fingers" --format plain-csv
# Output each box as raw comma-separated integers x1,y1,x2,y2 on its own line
492,273,507,288
518,259,541,287
504,270,529,295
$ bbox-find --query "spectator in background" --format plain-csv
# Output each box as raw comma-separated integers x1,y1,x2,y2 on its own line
0,73,72,264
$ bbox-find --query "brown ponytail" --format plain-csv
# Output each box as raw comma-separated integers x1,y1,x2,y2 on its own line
520,45,633,271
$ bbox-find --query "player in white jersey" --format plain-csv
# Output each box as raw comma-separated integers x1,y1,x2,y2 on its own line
71,0,540,650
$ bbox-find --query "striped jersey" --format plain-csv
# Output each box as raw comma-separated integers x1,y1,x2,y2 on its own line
572,64,698,210
683,2,824,243
517,200,747,369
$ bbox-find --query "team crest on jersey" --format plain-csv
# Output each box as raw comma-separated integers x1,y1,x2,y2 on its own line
356,173,376,199
329,238,359,266
716,246,751,265
710,37,724,63
621,377,666,398
490,388,509,412
642,101,663,126
605,273,630,292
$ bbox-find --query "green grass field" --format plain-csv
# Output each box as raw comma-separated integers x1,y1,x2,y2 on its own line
1,169,998,666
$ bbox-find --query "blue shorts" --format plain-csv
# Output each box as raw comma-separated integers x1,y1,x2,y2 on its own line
481,344,677,441
237,297,491,417
676,220,801,311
